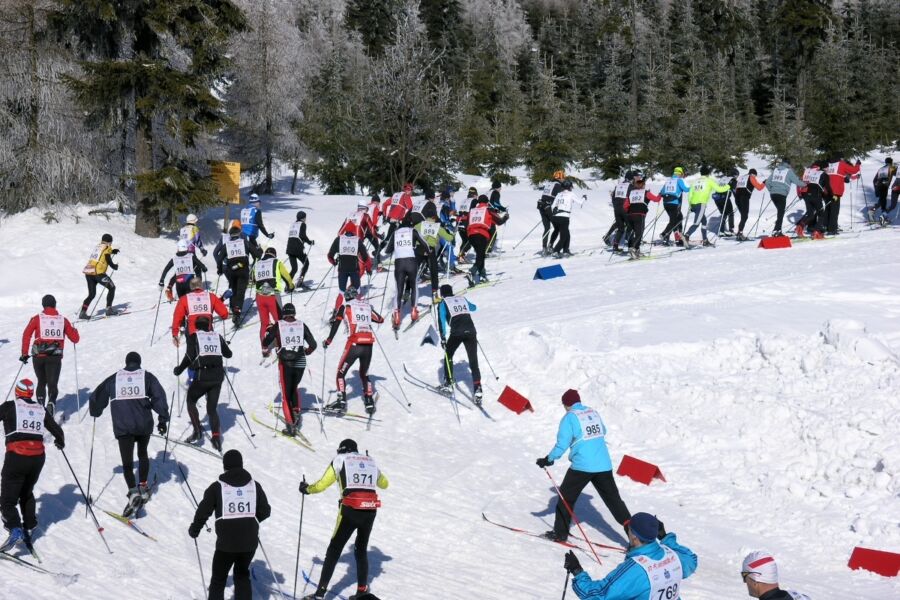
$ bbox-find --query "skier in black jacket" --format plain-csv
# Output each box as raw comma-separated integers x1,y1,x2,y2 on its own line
286,210,315,288
190,449,271,600
173,316,232,451
213,225,262,325
0,379,64,552
89,351,169,516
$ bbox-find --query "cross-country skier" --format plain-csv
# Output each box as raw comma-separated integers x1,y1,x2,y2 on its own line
824,154,861,235
20,294,80,415
764,159,803,237
179,213,207,256
657,167,691,245
415,214,452,291
870,157,897,225
741,551,811,600
730,167,766,240
380,183,414,248
536,389,631,542
623,176,661,259
213,223,261,326
0,379,64,553
712,168,738,237
550,180,585,257
79,233,120,319
381,215,432,330
299,438,389,600
456,187,476,262
540,170,566,255
173,316,232,451
797,161,830,239
437,283,482,403
685,166,731,246
189,449,271,600
240,193,274,250
252,247,294,352
159,238,208,301
466,195,498,285
327,230,372,295
286,211,315,288
604,170,635,254
562,512,697,600
171,277,229,345
89,352,169,516
323,287,384,414
261,302,317,436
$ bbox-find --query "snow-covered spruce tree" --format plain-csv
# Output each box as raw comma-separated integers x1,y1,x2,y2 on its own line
53,0,246,237
0,0,118,214
345,0,404,57
223,0,305,195
765,86,816,168
522,58,577,185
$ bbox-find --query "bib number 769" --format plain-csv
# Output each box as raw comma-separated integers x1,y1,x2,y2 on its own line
657,583,678,600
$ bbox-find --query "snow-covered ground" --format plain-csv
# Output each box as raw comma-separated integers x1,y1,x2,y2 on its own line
0,154,898,599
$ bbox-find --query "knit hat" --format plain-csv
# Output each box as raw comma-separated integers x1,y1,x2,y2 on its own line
628,512,659,543
223,449,243,471
194,316,211,331
15,379,34,399
282,303,296,317
440,284,454,298
125,351,141,366
561,389,580,407
741,551,779,584
337,438,358,454
42,294,56,309
101,233,113,243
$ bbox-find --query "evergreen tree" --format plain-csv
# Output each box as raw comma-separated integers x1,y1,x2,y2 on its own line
53,0,246,236
522,59,576,185
345,0,403,57
765,85,816,168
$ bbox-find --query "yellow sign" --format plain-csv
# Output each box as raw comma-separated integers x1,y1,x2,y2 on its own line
210,161,241,204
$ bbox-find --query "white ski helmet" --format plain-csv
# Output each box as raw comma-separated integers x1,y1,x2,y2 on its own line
185,213,198,224
357,197,368,208
177,239,189,252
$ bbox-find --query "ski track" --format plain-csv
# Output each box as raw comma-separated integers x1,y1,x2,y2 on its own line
1,155,899,598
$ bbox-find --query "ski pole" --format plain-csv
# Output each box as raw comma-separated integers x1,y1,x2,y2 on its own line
162,398,173,463
646,201,663,258
194,538,208,600
4,362,25,402
292,476,306,600
85,417,96,518
320,267,338,324
176,343,184,418
303,263,334,307
710,191,730,246
562,570,570,600
222,372,257,441
88,271,114,319
73,342,83,417
316,348,327,434
543,467,602,565
378,254,393,319
748,189,772,238
510,218,541,250
257,538,287,599
60,447,112,554
372,331,412,408
149,285,164,346
476,339,499,381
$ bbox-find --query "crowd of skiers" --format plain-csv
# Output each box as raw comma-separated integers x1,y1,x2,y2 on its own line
4,158,886,597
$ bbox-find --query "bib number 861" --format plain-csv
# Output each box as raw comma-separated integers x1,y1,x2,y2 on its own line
656,583,678,600
227,501,251,514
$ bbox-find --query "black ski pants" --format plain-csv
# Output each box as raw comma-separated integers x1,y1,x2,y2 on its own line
735,193,751,233
714,195,735,232
186,379,223,435
826,196,841,234
444,331,480,384
660,203,683,239
278,362,305,424
82,274,115,311
551,215,570,253
337,270,361,294
552,468,631,541
469,234,489,278
209,548,255,600
539,203,554,250
287,250,309,281
336,344,373,398
605,198,628,247
626,212,646,250
1,452,44,530
315,506,377,594
32,355,62,406
770,193,787,233
226,271,250,317
801,197,825,232
394,257,418,311
117,434,150,490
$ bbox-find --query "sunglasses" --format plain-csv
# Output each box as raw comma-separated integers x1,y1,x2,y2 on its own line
741,571,759,583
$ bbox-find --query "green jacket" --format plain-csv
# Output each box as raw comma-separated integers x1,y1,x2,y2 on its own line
688,176,731,205
415,219,454,249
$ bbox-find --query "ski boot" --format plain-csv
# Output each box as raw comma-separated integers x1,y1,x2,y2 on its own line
330,392,348,414
138,481,151,504
231,313,242,326
104,305,121,317
473,383,483,406
812,230,825,240
301,591,325,600
281,422,296,437
363,394,376,415
772,229,784,237
349,586,372,600
210,433,223,453
78,306,90,320
701,240,712,247
541,530,565,543
122,487,142,518
736,232,747,241
628,248,638,260
184,428,203,444
410,306,419,322
391,309,401,330
0,527,23,552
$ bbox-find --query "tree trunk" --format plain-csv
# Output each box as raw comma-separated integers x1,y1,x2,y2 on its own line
133,126,160,237
290,163,298,194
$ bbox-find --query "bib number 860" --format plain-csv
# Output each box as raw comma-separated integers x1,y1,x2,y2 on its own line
656,583,678,600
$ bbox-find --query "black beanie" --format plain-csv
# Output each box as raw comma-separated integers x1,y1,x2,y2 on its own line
42,294,56,309
223,449,243,471
102,233,113,243
440,284,454,297
125,351,141,366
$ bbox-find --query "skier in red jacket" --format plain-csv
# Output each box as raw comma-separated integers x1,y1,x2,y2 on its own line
20,294,80,414
824,154,861,235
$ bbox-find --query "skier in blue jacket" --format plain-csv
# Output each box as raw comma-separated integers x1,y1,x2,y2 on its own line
437,283,481,403
658,167,692,245
240,193,273,248
563,512,698,599
536,389,631,542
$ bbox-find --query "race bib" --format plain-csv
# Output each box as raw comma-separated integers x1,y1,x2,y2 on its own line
574,408,606,441
770,169,787,184
12,399,44,436
342,454,379,491
633,546,683,600
420,222,440,238
115,369,146,401
255,259,275,281
469,207,487,226
279,319,305,351
339,235,359,256
225,239,246,259
615,182,631,198
663,179,678,195
288,222,302,239
179,226,193,241
826,162,839,175
394,228,415,259
692,180,707,192
88,245,103,262
542,181,556,196
38,314,64,341
736,174,750,188
220,481,257,521
173,254,194,277
411,198,428,214
187,291,212,316
348,300,372,332
240,208,252,225
628,189,646,205
444,295,470,316
196,331,221,357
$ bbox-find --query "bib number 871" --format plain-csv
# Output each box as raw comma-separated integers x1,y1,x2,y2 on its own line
656,583,678,600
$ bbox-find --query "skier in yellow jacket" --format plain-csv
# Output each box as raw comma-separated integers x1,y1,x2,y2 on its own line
80,233,121,319
685,166,731,247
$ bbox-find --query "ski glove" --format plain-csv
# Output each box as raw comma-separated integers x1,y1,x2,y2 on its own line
173,365,185,376
158,281,165,288
267,233,275,239
564,550,582,575
536,457,554,468
323,339,332,349
298,481,310,495
201,249,208,257
111,249,120,255
18,355,29,364
309,240,315,246
110,263,118,270
188,523,202,539
54,437,65,450
157,421,168,436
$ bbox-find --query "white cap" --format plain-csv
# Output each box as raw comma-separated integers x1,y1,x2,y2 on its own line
742,551,779,584
177,239,189,252
186,213,198,224
357,197,368,207
249,193,259,202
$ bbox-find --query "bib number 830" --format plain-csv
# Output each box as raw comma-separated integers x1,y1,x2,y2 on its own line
656,583,678,600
